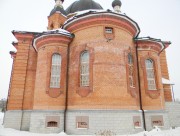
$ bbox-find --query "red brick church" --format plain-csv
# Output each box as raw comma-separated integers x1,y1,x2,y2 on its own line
4,0,179,135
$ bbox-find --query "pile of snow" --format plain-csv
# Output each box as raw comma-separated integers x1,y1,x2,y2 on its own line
0,112,4,127
1,112,180,136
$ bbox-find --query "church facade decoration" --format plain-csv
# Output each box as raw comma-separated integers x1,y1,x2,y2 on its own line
4,0,176,135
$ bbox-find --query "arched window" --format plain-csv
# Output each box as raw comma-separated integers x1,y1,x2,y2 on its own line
128,53,135,87
50,54,61,88
80,51,89,87
145,59,156,90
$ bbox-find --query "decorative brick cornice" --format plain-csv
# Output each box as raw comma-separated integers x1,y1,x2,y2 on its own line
137,41,163,53
9,51,17,59
34,34,72,51
64,13,140,37
12,32,34,44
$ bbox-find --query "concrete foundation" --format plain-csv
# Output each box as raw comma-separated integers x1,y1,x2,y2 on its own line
165,102,180,128
4,103,180,135
65,110,144,135
4,110,23,130
29,110,64,133
144,110,170,131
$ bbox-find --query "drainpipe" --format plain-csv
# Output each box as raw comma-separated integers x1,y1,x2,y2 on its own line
64,34,75,133
64,44,69,133
171,85,175,102
158,42,166,56
135,40,146,131
20,38,32,131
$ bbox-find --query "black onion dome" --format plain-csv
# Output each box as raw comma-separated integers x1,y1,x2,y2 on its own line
50,6,67,16
112,0,122,8
66,0,103,14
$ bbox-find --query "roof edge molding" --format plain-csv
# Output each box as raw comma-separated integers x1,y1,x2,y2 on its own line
63,11,140,37
134,37,171,54
33,29,74,51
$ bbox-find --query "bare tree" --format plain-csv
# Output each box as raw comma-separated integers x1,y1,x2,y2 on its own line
0,98,6,112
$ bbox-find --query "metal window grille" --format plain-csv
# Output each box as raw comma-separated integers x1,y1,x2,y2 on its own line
145,59,156,90
50,54,61,88
47,121,58,127
80,51,89,87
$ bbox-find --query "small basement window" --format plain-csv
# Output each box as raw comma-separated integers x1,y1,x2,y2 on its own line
47,121,58,127
105,27,113,34
151,115,164,127
46,116,60,128
76,116,89,129
77,122,88,129
133,116,142,128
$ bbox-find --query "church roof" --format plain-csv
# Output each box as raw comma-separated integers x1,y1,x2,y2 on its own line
162,78,174,85
66,0,103,14
112,0,122,8
50,6,67,16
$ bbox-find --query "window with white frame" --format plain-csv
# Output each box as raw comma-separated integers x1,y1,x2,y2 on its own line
133,116,142,128
145,59,156,90
50,53,61,88
80,51,89,87
105,27,113,34
151,115,164,127
76,116,89,129
128,53,135,87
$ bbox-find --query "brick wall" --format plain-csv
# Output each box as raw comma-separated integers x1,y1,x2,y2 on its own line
7,33,34,110
68,25,140,110
137,48,165,110
160,50,172,102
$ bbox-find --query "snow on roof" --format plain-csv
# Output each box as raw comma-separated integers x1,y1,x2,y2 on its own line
45,28,72,37
33,28,73,51
65,9,126,24
162,78,174,85
134,37,166,51
63,9,140,37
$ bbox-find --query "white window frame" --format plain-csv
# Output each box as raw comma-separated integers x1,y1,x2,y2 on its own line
145,59,156,90
105,27,113,34
80,51,89,87
50,53,61,88
76,116,89,129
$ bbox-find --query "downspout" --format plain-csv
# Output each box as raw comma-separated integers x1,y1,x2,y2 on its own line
64,34,74,133
158,42,166,56
20,38,32,131
135,40,146,131
171,85,175,102
64,43,69,133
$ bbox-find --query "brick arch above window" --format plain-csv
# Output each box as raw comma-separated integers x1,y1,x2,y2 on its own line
46,47,67,98
80,51,90,87
50,53,61,88
72,44,94,97
140,54,160,99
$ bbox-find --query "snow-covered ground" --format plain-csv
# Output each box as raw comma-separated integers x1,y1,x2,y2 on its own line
0,112,180,136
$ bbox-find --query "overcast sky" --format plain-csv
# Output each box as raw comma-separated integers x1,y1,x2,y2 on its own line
0,0,180,100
